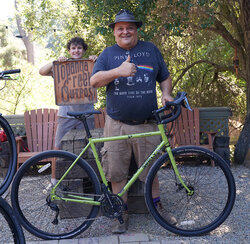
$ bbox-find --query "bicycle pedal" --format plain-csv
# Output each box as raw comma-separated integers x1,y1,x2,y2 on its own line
118,215,124,224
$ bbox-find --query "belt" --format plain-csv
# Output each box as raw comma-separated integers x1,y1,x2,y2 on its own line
119,119,156,125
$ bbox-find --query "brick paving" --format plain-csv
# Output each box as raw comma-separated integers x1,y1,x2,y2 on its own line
24,233,183,244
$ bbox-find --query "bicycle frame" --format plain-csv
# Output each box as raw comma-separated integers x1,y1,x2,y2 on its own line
50,123,193,204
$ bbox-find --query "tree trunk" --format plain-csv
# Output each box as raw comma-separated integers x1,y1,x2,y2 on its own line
234,1,250,164
235,53,250,164
15,0,35,65
234,113,250,164
21,34,35,64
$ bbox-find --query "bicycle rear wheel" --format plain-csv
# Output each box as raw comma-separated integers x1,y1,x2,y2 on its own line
0,115,17,195
11,150,101,240
145,146,236,236
0,197,25,244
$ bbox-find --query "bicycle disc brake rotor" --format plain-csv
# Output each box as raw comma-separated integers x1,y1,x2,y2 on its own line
100,194,124,218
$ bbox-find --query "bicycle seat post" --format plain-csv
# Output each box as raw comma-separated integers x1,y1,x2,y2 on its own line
80,117,92,138
67,111,101,138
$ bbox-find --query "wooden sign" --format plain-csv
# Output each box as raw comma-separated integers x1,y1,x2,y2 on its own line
53,59,97,105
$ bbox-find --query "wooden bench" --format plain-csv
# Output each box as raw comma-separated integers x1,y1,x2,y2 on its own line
168,107,216,150
94,108,106,128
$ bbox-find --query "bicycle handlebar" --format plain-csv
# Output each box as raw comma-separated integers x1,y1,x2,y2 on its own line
154,91,192,124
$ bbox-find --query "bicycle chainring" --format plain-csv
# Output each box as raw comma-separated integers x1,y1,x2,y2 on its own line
100,194,124,219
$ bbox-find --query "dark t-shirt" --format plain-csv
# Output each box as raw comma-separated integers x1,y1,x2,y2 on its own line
92,40,170,121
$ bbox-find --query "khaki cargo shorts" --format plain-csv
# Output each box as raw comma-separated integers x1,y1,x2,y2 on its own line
101,115,161,182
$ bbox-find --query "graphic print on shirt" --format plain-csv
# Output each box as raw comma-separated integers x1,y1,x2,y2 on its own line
113,51,155,98
126,76,135,86
114,78,120,91
136,76,143,83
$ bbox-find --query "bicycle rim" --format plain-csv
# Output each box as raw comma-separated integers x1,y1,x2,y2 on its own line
0,116,17,195
11,150,101,240
145,146,236,236
0,197,25,244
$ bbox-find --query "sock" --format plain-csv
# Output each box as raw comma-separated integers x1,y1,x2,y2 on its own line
51,178,57,185
153,197,160,208
124,203,128,211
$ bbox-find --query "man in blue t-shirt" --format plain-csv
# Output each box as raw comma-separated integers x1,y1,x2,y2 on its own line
91,10,176,233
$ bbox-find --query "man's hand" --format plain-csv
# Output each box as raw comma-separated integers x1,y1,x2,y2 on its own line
90,55,137,88
118,55,137,77
162,94,174,106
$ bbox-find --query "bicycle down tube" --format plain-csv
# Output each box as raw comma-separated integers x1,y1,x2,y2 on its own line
50,123,193,204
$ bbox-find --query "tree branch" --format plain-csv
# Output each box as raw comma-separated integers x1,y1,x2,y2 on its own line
220,2,244,45
208,18,244,54
173,59,245,88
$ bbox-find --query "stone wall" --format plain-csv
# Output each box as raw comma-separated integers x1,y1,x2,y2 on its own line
59,128,104,179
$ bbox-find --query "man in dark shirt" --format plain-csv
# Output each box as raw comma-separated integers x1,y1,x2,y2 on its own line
91,9,175,233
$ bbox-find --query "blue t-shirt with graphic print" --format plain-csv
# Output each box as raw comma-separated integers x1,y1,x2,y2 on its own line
92,40,170,121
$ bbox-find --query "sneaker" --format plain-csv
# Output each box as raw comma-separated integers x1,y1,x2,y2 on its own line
157,202,177,225
111,212,129,234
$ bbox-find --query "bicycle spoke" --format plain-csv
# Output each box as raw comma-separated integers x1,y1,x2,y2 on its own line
11,150,100,239
145,147,235,236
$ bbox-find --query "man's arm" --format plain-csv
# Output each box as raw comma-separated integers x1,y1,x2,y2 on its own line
90,55,136,88
160,76,173,106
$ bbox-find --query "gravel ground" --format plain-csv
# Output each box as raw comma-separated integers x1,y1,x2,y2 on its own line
2,164,250,243
76,164,250,243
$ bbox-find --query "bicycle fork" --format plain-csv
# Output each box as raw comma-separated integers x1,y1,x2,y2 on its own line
165,146,194,196
159,125,194,196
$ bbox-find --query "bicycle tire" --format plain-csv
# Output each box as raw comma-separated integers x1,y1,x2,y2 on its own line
0,115,17,195
0,197,25,243
11,150,101,240
145,146,236,236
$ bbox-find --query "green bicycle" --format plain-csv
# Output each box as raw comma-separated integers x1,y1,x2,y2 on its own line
11,92,236,239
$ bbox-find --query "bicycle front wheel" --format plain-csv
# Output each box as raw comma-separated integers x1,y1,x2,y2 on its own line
0,197,25,244
11,150,101,240
145,146,236,236
0,115,17,195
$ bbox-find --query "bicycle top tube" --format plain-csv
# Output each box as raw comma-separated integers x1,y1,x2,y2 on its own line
67,91,191,138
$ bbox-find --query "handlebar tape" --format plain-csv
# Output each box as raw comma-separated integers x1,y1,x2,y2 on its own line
154,91,187,124
1,69,21,75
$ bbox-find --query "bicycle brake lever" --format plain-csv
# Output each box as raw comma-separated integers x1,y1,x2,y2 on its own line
184,97,192,111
